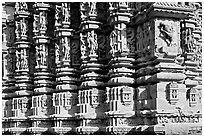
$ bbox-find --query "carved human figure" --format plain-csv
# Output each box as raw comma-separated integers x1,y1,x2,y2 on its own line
20,19,27,36
89,2,97,15
33,15,39,32
80,3,86,21
40,11,47,30
183,28,194,53
36,46,41,66
80,33,87,58
110,30,117,56
62,3,70,23
21,97,29,113
41,95,48,110
22,49,28,69
55,5,61,26
16,50,21,70
158,23,176,46
55,43,61,63
40,44,47,65
87,30,98,55
62,37,70,61
15,21,21,39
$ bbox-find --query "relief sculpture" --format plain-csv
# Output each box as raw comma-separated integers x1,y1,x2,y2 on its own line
158,23,176,47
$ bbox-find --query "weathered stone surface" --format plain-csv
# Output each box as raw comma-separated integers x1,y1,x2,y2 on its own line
2,2,202,135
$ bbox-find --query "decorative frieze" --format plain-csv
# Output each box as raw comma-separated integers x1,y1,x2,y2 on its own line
2,2,202,135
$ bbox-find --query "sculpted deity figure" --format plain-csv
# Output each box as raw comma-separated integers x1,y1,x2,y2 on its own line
16,50,21,70
20,19,27,36
183,28,194,53
40,44,47,65
36,46,41,66
41,95,48,110
55,43,61,63
80,3,87,21
21,97,29,113
21,49,28,69
33,15,39,32
87,30,98,55
15,21,21,39
158,23,176,46
89,2,97,15
55,5,61,26
62,37,70,61
80,33,87,58
110,30,117,56
40,11,47,30
62,3,70,23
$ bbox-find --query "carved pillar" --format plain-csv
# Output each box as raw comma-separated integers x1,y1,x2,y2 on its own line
132,2,201,134
6,2,33,135
28,2,54,135
105,2,135,135
76,2,107,134
181,3,202,110
50,2,79,134
2,3,16,134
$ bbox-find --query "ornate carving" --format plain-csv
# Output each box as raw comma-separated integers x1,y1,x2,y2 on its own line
36,44,47,66
15,21,21,40
98,34,107,60
88,2,97,15
62,3,70,23
21,49,28,69
80,2,89,21
33,14,40,33
166,82,179,105
121,86,132,105
15,2,28,12
21,97,29,113
188,88,198,107
20,18,28,36
80,33,88,59
91,88,99,108
55,43,61,63
62,37,70,61
181,28,195,53
126,27,136,54
16,50,21,70
110,29,117,57
158,23,176,46
39,11,47,31
41,95,50,112
64,92,72,110
87,30,98,55
55,5,62,26
5,53,15,74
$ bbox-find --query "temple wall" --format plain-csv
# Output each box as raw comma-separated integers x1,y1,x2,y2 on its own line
2,2,202,135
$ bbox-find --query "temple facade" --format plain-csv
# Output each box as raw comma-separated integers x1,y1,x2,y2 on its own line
2,2,202,135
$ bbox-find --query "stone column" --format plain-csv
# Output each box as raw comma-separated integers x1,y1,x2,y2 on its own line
50,2,79,135
105,2,135,135
180,2,202,125
28,2,54,135
76,2,107,134
2,2,16,134
7,2,33,135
